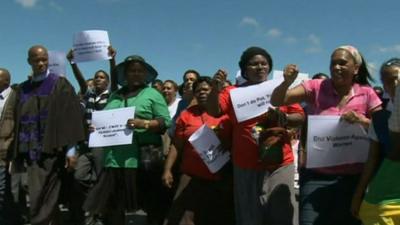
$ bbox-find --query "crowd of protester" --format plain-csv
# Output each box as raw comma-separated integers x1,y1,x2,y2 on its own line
0,43,399,225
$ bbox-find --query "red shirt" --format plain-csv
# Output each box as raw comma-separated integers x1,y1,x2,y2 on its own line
219,85,304,171
175,105,232,180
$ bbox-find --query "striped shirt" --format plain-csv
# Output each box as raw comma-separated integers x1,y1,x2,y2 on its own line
83,89,110,125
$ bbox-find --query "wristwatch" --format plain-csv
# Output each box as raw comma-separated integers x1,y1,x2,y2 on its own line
144,120,150,129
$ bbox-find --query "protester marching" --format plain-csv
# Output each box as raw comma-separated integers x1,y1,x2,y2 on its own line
0,29,399,225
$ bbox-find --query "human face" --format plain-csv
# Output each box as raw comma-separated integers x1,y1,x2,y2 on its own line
330,49,360,88
0,70,10,92
125,61,147,88
381,66,400,99
162,81,177,103
152,83,163,92
93,71,109,92
245,54,270,84
28,47,49,76
194,81,212,106
184,73,197,84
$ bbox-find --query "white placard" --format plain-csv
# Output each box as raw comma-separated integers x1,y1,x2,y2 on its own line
306,115,369,168
48,51,66,76
272,70,309,89
89,107,135,147
230,79,282,122
72,30,111,63
188,125,230,173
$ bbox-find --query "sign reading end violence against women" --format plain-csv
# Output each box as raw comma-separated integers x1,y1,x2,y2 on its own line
230,79,282,122
306,115,370,168
72,30,111,63
189,125,230,173
89,107,135,148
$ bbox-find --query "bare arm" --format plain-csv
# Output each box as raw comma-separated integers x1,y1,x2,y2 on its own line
206,69,227,117
108,46,118,92
162,143,178,188
67,49,87,95
287,112,305,128
271,64,307,106
351,140,381,218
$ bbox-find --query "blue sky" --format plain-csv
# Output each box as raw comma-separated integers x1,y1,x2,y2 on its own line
2,0,400,88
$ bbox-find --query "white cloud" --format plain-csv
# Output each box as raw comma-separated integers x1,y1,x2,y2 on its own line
305,34,322,53
239,17,260,28
284,36,297,44
266,28,282,38
305,46,322,53
15,0,39,8
378,44,400,53
307,34,320,45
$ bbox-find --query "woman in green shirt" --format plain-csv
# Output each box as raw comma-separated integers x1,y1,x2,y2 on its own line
83,55,171,225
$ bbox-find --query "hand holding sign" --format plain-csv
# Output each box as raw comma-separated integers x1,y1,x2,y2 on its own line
72,30,111,63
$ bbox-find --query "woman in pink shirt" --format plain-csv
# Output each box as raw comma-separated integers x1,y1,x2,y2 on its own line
271,45,382,225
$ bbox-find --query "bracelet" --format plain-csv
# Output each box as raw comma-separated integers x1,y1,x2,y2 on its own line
144,120,150,129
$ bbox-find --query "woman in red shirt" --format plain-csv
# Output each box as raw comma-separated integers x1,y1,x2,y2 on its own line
163,76,235,225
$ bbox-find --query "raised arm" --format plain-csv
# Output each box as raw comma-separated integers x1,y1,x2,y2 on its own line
271,64,307,106
67,49,87,95
108,46,118,92
206,69,227,117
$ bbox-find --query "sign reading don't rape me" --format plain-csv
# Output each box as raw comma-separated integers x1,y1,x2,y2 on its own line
230,79,282,122
72,30,111,63
89,107,135,148
306,115,370,168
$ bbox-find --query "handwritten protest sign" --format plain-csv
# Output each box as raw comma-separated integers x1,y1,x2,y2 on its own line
72,30,111,63
188,125,230,173
272,70,309,89
89,107,135,147
48,51,66,76
306,115,369,168
230,79,282,122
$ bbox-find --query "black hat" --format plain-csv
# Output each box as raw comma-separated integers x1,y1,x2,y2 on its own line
116,55,158,86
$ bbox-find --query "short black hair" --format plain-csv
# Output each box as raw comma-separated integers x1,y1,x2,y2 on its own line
163,79,178,91
312,73,329,80
192,76,212,93
239,46,273,79
183,69,200,82
94,70,110,81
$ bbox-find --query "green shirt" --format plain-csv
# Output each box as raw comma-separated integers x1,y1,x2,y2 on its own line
103,87,171,168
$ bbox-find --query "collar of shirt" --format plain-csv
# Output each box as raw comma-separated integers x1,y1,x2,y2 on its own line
0,86,11,100
31,69,50,82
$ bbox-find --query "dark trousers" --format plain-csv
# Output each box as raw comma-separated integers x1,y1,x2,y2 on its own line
299,170,362,225
0,164,21,225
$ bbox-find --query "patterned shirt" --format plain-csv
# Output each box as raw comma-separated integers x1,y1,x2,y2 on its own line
83,89,110,125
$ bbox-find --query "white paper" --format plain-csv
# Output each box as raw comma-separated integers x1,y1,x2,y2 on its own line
48,51,66,76
72,30,111,63
272,70,309,89
188,125,230,173
306,115,370,168
230,79,282,122
89,107,135,147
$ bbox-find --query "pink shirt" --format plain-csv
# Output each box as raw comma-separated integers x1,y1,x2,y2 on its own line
302,79,382,174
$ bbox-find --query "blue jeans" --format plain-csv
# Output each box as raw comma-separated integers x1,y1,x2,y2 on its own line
299,170,362,225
